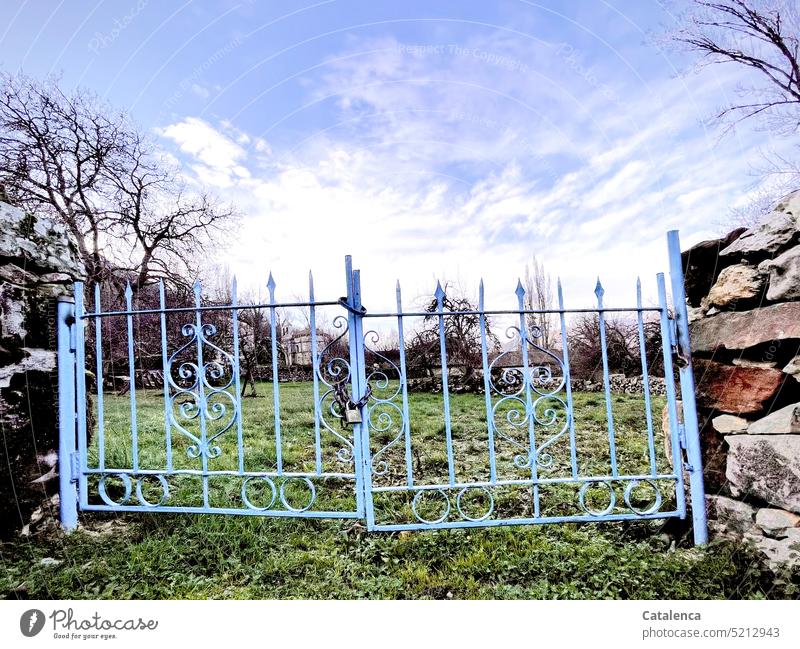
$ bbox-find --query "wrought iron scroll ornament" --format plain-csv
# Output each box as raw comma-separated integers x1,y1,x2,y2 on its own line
363,329,407,477
315,315,356,464
488,324,568,471
166,321,240,459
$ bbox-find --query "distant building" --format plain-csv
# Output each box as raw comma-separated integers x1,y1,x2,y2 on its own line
283,330,333,367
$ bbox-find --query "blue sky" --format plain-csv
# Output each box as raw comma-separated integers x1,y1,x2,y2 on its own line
0,0,788,310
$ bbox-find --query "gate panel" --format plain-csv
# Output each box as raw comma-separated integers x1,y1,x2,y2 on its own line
72,272,364,519
355,266,692,533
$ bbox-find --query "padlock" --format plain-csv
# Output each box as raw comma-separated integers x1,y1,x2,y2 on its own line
344,406,362,425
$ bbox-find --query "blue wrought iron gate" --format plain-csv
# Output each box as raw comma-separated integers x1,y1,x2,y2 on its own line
56,231,707,544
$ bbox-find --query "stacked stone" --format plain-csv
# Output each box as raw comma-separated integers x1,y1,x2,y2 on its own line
683,191,800,570
0,201,85,537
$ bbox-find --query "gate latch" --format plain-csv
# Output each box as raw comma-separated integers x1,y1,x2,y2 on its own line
333,381,372,427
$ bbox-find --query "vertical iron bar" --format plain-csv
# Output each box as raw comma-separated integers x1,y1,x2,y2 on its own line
267,273,283,475
667,230,707,545
636,278,657,476
74,283,87,508
396,280,414,487
595,279,618,477
557,279,578,478
478,280,497,483
435,282,456,486
158,280,172,473
231,277,244,475
94,284,105,473
352,268,374,526
124,283,139,474
193,281,209,507
309,271,322,475
657,273,687,518
57,295,78,530
516,281,539,517
344,257,365,520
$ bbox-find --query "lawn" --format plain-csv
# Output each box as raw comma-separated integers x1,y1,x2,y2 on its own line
0,382,790,599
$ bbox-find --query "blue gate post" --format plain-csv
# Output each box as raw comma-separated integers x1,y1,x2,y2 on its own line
667,230,708,545
344,256,367,521
56,296,78,531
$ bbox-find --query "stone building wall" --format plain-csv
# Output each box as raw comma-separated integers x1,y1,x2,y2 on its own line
0,200,85,537
684,191,800,570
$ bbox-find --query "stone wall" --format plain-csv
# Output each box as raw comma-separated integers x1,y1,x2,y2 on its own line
407,372,667,396
0,201,85,537
684,191,800,571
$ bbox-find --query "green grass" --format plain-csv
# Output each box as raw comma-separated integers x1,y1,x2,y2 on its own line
0,382,790,599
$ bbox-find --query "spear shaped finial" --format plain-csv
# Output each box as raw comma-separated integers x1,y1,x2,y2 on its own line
434,280,445,303
478,278,485,310
267,271,276,300
515,278,525,300
594,277,604,300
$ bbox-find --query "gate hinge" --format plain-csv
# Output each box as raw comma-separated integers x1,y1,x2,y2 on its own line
668,317,678,347
70,451,80,482
68,320,77,353
677,424,696,472
677,423,688,450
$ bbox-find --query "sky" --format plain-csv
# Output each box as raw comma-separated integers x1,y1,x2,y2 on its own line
0,0,791,314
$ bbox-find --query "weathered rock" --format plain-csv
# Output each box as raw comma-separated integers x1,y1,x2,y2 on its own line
0,201,85,538
732,358,778,369
712,414,749,434
706,494,756,534
694,358,785,414
759,245,800,301
700,417,728,491
706,263,765,308
756,508,800,539
784,355,800,378
690,302,800,353
747,402,800,435
687,305,706,324
0,202,85,276
744,528,800,571
682,227,746,307
720,191,800,259
726,435,800,513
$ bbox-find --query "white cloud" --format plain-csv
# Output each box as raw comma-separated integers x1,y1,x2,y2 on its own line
155,30,796,316
158,117,246,180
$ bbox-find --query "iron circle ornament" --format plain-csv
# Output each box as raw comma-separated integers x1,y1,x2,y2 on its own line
411,488,451,525
98,473,132,507
623,479,662,516
455,487,494,522
135,475,170,507
578,480,616,517
279,477,317,512
241,476,277,511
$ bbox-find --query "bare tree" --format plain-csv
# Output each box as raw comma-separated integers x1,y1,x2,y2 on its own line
0,73,237,293
674,0,800,132
523,257,556,351
407,284,500,378
668,1,800,225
